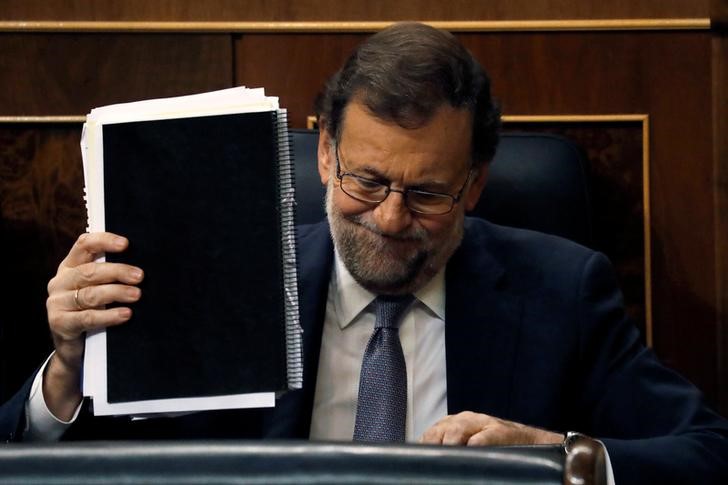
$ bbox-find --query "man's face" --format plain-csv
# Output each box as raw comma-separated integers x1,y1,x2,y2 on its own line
317,100,487,295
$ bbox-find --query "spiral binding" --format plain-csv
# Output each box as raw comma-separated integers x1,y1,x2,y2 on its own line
274,109,304,391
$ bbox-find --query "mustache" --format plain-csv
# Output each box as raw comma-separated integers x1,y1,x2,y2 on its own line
347,213,427,242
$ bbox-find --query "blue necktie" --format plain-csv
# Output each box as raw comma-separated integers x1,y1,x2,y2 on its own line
353,295,413,442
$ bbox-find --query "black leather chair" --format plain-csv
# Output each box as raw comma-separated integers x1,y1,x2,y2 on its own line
291,128,327,225
0,439,605,484
291,129,592,247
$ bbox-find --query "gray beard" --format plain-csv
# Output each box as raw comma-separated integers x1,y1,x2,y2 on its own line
325,181,464,295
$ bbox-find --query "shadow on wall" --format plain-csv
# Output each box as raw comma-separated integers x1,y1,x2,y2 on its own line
0,217,56,402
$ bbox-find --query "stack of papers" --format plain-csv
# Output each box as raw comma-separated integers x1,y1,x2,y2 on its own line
80,87,301,417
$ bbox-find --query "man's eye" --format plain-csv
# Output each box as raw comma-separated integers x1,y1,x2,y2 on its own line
410,191,448,204
355,178,384,191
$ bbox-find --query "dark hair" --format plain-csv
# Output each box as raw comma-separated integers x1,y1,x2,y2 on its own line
316,22,501,166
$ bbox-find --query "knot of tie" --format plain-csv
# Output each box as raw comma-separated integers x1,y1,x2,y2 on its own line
374,294,414,329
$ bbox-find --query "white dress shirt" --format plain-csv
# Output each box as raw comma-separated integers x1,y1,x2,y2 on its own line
24,353,80,441
309,251,448,442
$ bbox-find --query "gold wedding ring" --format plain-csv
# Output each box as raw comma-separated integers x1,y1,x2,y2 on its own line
74,288,83,310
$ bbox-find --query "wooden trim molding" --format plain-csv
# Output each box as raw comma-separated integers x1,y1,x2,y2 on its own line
641,115,652,348
0,116,85,123
502,114,649,123
0,19,711,34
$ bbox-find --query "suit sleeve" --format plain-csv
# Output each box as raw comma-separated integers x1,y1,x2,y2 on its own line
576,252,728,485
0,371,36,442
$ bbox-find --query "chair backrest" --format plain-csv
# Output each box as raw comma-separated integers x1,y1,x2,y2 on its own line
291,129,327,225
291,130,592,247
0,441,574,484
472,132,592,247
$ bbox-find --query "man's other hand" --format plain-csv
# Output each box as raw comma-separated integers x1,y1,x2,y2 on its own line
419,411,563,446
43,232,143,420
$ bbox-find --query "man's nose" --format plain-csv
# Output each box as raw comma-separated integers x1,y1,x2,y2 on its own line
372,191,413,235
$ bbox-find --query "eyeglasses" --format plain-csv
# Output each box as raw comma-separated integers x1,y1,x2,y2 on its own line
334,143,472,216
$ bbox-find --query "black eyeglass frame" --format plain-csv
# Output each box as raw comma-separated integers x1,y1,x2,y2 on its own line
334,143,473,216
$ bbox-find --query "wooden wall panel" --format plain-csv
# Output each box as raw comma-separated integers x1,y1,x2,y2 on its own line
235,34,365,128
0,0,710,22
0,34,232,115
713,0,728,25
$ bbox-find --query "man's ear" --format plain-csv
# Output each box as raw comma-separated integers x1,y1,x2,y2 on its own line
464,163,488,211
317,120,333,186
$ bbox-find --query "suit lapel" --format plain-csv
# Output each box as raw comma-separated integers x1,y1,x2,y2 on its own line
263,221,333,438
445,219,523,420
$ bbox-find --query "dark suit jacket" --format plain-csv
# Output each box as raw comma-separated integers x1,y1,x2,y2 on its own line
2,218,728,484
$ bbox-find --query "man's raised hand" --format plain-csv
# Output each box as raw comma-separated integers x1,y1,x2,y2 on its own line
43,232,143,420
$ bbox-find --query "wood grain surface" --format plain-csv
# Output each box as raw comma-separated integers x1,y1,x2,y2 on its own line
0,0,711,21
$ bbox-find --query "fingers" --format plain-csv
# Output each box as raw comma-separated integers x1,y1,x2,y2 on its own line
59,232,129,269
45,232,143,370
48,262,144,296
50,284,141,312
51,307,133,341
420,411,563,447
466,425,508,446
74,284,142,310
465,422,562,446
420,411,490,445
42,232,138,412
48,283,141,344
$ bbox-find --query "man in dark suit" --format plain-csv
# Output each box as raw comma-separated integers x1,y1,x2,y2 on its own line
2,21,728,484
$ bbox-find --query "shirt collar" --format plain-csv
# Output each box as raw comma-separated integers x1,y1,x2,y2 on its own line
331,249,446,329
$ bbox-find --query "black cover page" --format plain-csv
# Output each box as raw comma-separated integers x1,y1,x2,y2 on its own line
102,111,287,403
